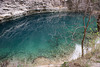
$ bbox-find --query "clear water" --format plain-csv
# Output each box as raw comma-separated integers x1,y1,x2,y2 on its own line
0,12,97,61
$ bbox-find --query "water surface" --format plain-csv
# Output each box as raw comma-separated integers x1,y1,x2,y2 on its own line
0,12,97,61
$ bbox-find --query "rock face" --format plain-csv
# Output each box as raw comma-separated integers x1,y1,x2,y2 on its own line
0,0,69,23
0,0,100,14
0,0,100,23
0,0,69,13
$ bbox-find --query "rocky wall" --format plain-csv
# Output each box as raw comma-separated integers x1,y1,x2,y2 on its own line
0,0,100,23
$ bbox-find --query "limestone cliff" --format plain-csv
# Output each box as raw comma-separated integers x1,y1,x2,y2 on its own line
0,0,69,23
0,0,100,23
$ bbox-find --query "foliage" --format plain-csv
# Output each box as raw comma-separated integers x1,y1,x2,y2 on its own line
96,61,100,63
61,62,69,67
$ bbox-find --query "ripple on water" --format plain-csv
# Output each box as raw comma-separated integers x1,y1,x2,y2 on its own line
0,12,97,64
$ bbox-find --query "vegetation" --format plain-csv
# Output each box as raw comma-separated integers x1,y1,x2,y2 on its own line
61,33,100,67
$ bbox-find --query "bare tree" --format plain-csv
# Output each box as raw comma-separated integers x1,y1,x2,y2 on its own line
81,0,99,57
68,0,99,57
81,13,91,57
97,15,100,32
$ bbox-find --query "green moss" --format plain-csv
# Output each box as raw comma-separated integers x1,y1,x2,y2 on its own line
85,65,89,67
97,56,100,58
61,62,69,67
96,61,100,63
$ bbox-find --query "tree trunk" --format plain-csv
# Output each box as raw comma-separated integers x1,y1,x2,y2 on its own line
97,15,100,32
81,29,86,57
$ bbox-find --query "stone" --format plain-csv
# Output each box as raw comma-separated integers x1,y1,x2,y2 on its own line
3,8,10,11
32,56,51,66
74,63,81,66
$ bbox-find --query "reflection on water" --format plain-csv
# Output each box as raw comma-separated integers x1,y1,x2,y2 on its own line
0,12,96,61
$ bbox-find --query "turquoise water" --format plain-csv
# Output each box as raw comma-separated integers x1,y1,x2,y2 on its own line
0,12,97,61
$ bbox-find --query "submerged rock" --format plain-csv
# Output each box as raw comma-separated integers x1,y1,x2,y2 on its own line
32,56,51,66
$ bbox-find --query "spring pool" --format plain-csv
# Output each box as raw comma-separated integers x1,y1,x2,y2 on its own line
0,12,97,62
